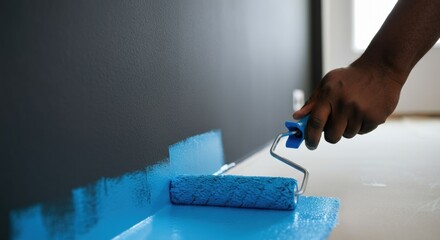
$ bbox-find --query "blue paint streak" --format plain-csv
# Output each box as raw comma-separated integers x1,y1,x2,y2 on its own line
10,130,340,240
10,131,224,239
115,196,340,240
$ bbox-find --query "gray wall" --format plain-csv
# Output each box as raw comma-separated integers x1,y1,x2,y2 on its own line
1,0,312,235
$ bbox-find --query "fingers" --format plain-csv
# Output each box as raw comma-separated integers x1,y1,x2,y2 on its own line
293,105,311,119
343,110,363,138
324,114,347,144
293,99,314,119
304,101,331,150
359,121,379,134
343,119,362,139
303,101,365,149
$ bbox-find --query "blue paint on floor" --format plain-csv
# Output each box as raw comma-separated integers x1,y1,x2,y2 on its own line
115,196,340,240
10,130,340,239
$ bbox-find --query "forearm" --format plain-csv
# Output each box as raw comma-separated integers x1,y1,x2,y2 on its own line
294,0,440,149
357,0,440,84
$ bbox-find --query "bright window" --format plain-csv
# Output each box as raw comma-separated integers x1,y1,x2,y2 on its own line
352,0,440,52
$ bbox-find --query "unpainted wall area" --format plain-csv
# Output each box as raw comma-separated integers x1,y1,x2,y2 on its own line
0,0,311,232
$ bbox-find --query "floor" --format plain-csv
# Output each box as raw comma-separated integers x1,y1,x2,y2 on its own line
227,117,440,239
11,129,339,240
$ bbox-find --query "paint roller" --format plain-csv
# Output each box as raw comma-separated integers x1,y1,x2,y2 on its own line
169,116,309,210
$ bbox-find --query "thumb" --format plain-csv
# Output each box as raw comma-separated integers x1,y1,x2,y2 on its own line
293,99,314,120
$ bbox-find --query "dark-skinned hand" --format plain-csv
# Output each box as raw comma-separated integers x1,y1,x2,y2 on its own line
293,60,404,150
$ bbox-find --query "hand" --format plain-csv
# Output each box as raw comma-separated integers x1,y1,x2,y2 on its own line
293,60,404,150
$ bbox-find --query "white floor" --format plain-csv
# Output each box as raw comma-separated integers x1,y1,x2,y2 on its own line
227,118,440,240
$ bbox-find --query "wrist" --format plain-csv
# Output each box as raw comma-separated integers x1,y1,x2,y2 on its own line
351,53,408,88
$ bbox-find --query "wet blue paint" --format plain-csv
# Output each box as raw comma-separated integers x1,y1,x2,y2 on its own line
115,196,340,240
11,171,152,239
10,130,340,239
10,131,224,239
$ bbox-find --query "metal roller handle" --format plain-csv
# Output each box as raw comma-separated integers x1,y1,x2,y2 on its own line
270,132,309,196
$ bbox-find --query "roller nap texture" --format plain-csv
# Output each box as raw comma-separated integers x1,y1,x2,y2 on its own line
170,175,298,210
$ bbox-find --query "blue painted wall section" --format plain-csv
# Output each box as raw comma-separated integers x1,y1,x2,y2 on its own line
10,131,224,239
10,131,340,239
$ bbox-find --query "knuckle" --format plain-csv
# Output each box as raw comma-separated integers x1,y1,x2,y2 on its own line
338,95,361,111
323,68,343,81
347,100,361,112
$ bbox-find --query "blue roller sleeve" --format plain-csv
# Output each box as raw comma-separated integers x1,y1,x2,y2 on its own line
170,175,298,210
285,115,309,149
